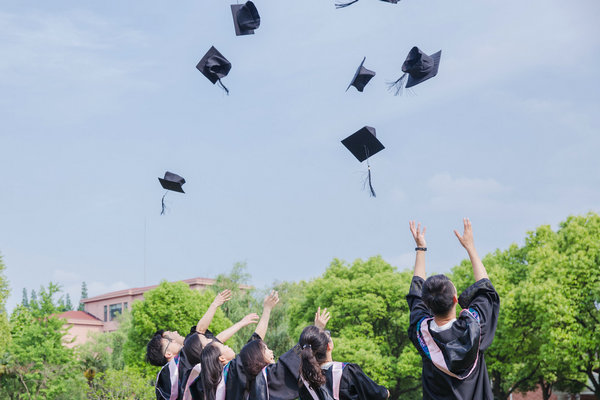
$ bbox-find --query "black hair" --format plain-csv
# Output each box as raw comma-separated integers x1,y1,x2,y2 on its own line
298,325,329,390
146,330,168,367
200,341,224,400
422,274,456,316
183,333,204,366
239,339,269,393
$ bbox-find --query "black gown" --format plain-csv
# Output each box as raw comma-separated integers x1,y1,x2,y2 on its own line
177,327,216,400
298,362,388,400
406,277,500,400
228,333,302,400
156,356,179,400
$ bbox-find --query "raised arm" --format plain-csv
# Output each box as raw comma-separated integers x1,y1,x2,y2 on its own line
255,290,279,339
409,221,427,279
196,290,232,334
215,313,259,343
454,218,489,281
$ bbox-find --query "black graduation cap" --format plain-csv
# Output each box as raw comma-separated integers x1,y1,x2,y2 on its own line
197,46,232,94
335,0,398,9
158,171,185,215
388,47,442,95
231,1,260,36
346,57,376,92
341,126,385,197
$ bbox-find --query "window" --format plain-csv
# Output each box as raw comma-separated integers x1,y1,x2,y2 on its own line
104,305,107,322
124,302,128,310
109,303,123,321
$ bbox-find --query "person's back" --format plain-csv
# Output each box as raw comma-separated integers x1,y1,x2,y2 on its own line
405,219,500,400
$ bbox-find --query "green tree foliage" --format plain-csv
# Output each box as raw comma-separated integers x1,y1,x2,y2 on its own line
21,288,29,308
78,281,88,311
212,262,260,351
79,311,131,374
289,256,422,400
123,280,233,376
86,367,154,400
0,253,10,352
0,305,87,399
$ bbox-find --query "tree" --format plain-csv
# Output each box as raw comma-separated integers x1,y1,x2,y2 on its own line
0,305,87,399
21,288,29,308
289,256,422,400
0,253,10,352
78,281,88,311
123,280,233,376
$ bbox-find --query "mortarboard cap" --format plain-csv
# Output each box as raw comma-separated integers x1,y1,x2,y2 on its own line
346,57,376,92
158,171,185,215
341,126,384,197
158,171,186,193
341,126,385,162
231,1,261,36
388,47,442,95
197,46,232,94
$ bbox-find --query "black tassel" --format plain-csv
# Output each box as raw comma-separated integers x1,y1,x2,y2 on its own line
366,164,376,197
161,192,167,215
335,0,359,8
387,73,407,96
217,79,230,95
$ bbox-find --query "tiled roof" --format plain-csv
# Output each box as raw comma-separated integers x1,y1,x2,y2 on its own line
81,277,252,304
56,310,103,322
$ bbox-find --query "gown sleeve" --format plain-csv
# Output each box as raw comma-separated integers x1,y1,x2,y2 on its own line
405,276,432,348
458,278,500,350
339,363,388,400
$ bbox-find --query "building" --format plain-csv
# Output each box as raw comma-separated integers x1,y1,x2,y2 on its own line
58,277,251,345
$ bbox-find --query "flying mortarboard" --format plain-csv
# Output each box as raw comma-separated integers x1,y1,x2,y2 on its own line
197,46,232,94
231,1,261,36
341,126,385,197
388,46,442,95
346,57,376,92
335,0,399,9
158,171,186,215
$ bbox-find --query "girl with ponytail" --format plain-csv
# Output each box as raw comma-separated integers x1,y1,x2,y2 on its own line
298,314,389,400
231,306,331,400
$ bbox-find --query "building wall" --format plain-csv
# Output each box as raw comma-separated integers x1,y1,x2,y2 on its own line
84,293,142,332
63,321,104,347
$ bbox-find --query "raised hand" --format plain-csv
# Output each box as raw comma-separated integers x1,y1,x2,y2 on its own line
409,220,427,247
263,290,280,310
454,218,475,251
314,307,331,329
240,313,259,327
212,289,232,307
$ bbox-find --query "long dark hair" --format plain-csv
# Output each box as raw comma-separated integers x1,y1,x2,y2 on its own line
200,342,223,400
239,339,269,393
298,325,330,390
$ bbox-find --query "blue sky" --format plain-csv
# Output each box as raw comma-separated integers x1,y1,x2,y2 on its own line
1,0,599,311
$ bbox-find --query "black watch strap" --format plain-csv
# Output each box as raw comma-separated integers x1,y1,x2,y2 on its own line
415,247,427,252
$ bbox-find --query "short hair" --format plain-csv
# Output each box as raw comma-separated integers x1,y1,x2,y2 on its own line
146,330,168,366
422,274,456,316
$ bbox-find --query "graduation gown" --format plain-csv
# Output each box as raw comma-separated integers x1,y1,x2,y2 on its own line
156,356,179,400
227,333,302,400
406,277,500,400
298,362,388,400
178,327,216,400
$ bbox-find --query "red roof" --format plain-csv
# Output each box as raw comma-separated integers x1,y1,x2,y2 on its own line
81,277,252,304
56,310,102,322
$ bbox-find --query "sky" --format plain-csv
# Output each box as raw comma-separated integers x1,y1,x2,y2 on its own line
1,0,599,312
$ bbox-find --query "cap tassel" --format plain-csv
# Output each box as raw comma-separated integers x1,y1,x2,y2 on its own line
387,73,407,96
160,192,167,215
335,0,359,8
217,79,230,95
365,163,376,197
